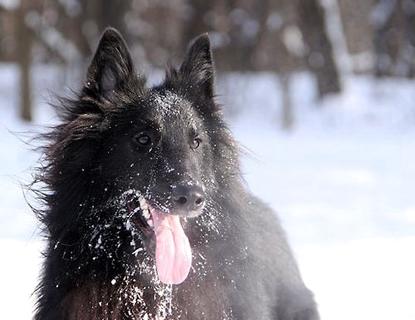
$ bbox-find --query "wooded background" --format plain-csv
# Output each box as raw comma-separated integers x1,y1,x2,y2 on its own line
1,0,414,127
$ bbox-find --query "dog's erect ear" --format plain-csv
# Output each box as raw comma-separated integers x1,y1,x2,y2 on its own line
179,33,215,99
85,28,135,98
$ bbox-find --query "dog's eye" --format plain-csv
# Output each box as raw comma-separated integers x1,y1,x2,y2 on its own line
133,132,152,147
191,137,202,150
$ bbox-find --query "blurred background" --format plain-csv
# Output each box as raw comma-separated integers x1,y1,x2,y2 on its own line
0,0,414,319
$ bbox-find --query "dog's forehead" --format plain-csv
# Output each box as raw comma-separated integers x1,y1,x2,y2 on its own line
151,90,187,113
147,90,198,124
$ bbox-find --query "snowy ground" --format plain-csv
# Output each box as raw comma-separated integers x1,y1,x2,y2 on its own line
1,64,414,319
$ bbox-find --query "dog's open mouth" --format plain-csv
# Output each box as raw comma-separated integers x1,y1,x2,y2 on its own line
125,192,192,285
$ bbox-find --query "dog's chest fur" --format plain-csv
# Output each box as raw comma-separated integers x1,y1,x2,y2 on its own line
61,274,234,320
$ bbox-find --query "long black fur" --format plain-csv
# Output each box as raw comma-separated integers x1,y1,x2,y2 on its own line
32,28,319,320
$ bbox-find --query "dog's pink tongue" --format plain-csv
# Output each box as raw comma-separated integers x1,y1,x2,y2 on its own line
152,211,192,285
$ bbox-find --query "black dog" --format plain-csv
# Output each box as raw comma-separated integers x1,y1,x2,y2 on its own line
33,28,319,320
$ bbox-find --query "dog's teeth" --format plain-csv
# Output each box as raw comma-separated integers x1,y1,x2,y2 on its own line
142,209,150,220
139,198,147,208
148,219,154,227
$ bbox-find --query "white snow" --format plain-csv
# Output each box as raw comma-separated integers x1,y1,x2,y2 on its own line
1,64,414,319
0,0,19,10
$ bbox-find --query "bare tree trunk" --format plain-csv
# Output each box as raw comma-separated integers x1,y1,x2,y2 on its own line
373,0,415,78
405,0,415,77
373,0,401,77
295,0,341,98
90,0,131,39
15,0,32,122
279,73,294,130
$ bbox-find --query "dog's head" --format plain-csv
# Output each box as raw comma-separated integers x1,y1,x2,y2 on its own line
42,28,239,285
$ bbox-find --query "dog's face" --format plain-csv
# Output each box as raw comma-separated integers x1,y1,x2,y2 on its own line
99,89,213,218
62,29,230,284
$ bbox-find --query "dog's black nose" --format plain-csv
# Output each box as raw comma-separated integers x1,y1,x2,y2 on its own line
172,183,205,212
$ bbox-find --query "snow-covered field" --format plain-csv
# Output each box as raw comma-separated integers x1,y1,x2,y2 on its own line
1,64,414,319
